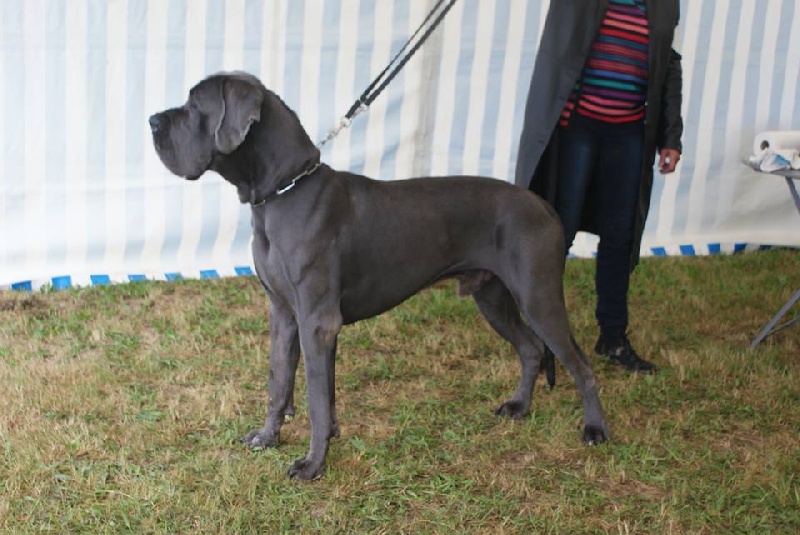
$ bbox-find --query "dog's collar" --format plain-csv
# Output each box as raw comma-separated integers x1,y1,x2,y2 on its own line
251,161,322,207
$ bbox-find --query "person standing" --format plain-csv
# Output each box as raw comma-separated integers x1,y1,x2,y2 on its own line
515,0,684,372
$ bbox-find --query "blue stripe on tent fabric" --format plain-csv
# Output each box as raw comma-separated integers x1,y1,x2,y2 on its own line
231,0,268,258
243,0,264,74
708,243,721,255
348,2,376,176
509,2,543,179
448,0,479,175
740,2,769,160
205,0,224,72
317,0,341,151
379,0,411,181
160,0,187,269
679,245,696,256
479,1,511,178
768,0,796,127
235,266,254,276
283,1,305,122
2,2,24,277
200,270,220,279
52,276,72,290
45,0,68,271
707,2,743,229
128,274,147,282
90,274,111,286
164,0,187,106
651,247,667,256
796,61,800,126
124,0,148,265
671,0,715,239
785,0,800,124
85,0,108,269
197,0,226,262
12,281,33,292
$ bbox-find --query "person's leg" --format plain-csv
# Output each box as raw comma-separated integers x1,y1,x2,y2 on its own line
555,115,599,252
593,120,642,331
592,120,655,372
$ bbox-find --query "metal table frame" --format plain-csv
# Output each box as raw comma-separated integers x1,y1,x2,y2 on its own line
748,166,800,348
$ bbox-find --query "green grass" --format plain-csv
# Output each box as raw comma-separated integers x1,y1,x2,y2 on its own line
0,249,798,533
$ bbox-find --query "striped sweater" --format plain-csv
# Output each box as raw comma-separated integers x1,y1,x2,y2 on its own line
560,0,649,126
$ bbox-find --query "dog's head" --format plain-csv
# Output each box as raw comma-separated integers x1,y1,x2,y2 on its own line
150,72,320,204
149,72,265,181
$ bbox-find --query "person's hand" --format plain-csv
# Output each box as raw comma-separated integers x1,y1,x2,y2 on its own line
658,149,681,174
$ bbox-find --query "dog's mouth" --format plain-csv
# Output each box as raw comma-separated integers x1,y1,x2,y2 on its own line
150,130,210,182
153,149,205,182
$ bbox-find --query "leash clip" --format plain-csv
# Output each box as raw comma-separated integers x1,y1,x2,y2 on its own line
315,0,457,148
317,104,368,149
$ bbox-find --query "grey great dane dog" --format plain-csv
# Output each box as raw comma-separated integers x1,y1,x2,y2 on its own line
149,72,610,480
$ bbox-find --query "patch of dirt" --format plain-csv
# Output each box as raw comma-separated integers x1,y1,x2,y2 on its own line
0,295,46,313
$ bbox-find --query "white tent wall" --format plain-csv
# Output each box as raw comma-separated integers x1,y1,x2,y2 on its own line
1,0,798,290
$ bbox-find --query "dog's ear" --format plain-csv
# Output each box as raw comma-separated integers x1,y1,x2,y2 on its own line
214,77,264,154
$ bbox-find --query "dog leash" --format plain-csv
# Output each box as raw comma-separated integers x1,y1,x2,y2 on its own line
317,0,459,149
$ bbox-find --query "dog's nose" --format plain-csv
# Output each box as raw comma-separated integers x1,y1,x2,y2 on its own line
149,114,162,133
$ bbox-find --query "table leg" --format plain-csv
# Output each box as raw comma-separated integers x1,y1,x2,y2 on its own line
787,176,800,212
750,289,800,349
750,176,800,348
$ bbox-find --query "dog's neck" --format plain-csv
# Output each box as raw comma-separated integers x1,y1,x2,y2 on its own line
250,159,322,206
212,90,322,206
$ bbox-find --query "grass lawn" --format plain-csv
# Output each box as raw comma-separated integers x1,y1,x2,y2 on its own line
0,249,798,533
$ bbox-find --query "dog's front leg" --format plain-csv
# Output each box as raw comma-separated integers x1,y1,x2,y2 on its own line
287,311,342,481
242,297,299,449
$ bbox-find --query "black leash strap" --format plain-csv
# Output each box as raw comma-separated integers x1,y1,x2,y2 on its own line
318,0,459,147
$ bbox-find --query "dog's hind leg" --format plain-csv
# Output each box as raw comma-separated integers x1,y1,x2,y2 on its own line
472,277,550,420
242,293,301,449
512,279,611,444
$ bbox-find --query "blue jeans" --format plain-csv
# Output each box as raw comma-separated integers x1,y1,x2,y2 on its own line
555,113,645,333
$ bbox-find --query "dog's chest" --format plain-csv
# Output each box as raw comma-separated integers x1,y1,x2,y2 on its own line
250,218,326,297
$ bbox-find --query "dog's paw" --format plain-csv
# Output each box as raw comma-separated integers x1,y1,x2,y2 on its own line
495,401,530,420
582,424,610,446
287,457,325,481
241,427,279,449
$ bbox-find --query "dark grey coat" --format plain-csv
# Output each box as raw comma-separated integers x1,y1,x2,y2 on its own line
514,0,683,268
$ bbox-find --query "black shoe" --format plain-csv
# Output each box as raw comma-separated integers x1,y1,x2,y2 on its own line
594,332,656,373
